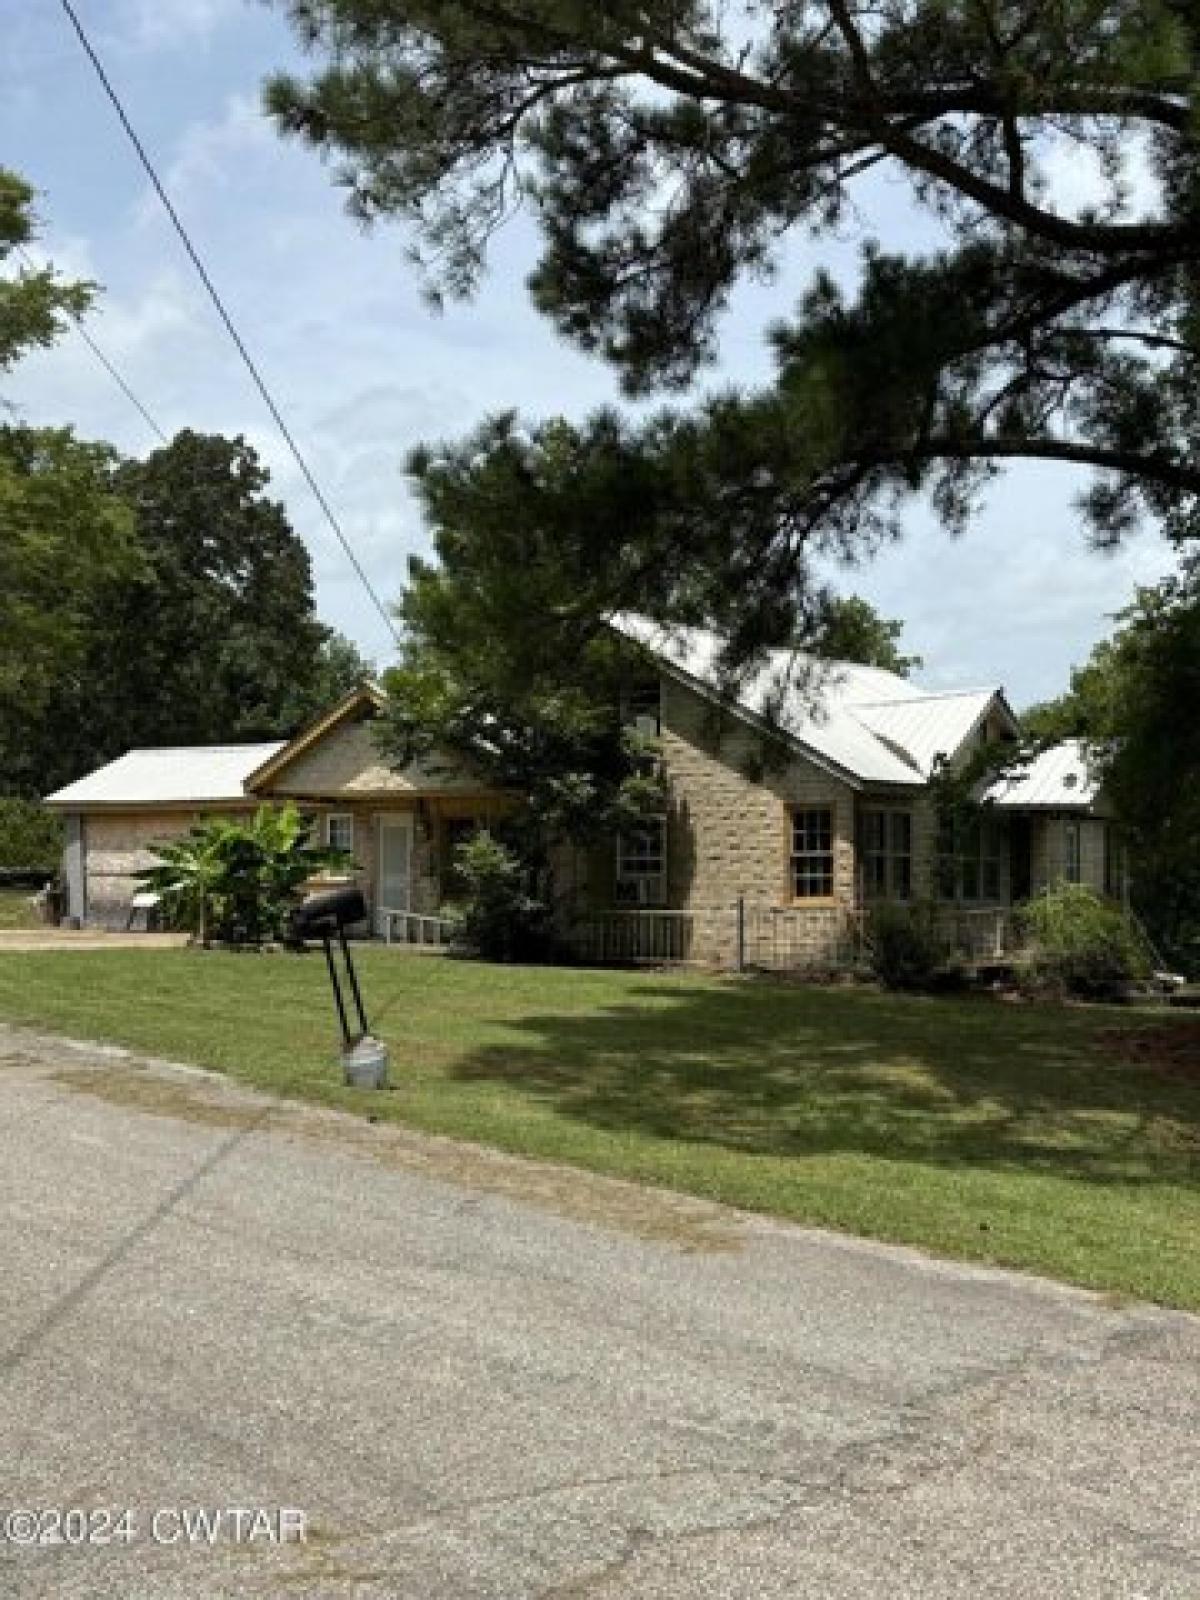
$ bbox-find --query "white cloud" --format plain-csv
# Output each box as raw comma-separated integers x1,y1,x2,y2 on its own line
110,0,244,55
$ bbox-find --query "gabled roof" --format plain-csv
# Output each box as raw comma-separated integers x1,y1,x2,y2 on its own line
243,682,387,792
609,614,1009,787
987,739,1101,810
44,744,285,809
853,690,1015,778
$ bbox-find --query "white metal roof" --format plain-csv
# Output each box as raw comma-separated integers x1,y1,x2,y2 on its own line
609,614,1003,786
45,743,286,808
987,739,1101,809
853,691,999,779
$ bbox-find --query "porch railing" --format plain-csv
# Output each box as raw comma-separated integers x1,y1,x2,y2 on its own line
564,900,1018,971
567,908,699,965
379,907,458,948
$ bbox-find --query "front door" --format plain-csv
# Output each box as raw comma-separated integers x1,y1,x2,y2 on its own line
376,816,413,935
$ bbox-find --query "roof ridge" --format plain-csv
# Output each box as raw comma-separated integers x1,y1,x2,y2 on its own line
120,741,287,753
856,687,997,707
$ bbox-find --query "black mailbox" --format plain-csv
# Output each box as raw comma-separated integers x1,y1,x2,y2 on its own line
289,885,367,940
288,886,376,1061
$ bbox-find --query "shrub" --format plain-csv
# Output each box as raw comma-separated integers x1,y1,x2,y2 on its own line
0,798,63,873
869,901,947,990
140,804,348,945
450,830,552,962
1017,883,1152,999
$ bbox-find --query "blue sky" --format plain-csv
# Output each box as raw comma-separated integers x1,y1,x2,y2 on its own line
2,0,1177,703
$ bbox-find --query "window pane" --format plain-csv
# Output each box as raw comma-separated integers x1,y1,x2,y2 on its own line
894,855,912,900
326,814,354,853
890,812,912,854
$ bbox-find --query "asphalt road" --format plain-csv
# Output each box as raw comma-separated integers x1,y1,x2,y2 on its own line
1,1024,1197,1599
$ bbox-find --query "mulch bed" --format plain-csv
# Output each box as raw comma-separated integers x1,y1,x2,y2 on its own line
1100,1023,1200,1081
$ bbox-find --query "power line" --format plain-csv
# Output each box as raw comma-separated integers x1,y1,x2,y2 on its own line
16,244,168,445
58,0,401,647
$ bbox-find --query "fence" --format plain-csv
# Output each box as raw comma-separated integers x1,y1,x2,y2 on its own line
379,907,458,948
565,900,1016,972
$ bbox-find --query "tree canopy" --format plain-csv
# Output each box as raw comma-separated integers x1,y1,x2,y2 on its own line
0,170,141,776
812,595,921,676
268,0,1200,654
1025,562,1200,969
6,430,374,797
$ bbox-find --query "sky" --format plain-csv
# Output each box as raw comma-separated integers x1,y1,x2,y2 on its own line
1,0,1179,705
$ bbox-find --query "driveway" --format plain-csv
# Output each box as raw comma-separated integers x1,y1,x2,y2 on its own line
1,1026,1197,1599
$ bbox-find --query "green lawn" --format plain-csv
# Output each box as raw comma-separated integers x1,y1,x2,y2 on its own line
0,948,1197,1307
0,887,39,930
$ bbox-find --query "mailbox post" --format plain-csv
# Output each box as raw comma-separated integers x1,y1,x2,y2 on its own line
289,886,390,1089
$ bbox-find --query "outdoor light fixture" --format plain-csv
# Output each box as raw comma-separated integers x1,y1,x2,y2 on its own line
289,886,390,1089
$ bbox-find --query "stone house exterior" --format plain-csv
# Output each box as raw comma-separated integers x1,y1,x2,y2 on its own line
44,619,1123,964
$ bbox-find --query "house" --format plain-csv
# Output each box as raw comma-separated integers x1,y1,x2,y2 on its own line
44,618,1123,964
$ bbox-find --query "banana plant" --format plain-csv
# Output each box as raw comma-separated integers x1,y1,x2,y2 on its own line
138,803,352,945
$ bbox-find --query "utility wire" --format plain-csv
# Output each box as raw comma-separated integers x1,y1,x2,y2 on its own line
58,0,401,647
15,244,168,445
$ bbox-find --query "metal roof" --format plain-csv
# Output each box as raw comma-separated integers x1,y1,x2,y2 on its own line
45,744,286,808
987,739,1101,810
609,614,1001,786
853,691,999,779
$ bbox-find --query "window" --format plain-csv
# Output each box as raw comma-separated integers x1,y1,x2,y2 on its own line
1064,820,1082,884
616,818,667,905
325,813,354,854
860,809,912,901
624,681,662,738
937,815,1003,902
791,808,834,899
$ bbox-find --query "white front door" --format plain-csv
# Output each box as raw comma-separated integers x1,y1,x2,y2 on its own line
376,815,413,934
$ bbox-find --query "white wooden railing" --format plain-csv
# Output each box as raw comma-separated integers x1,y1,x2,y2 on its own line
378,907,458,948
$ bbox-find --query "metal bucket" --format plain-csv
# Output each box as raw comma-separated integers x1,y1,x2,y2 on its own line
342,1035,390,1090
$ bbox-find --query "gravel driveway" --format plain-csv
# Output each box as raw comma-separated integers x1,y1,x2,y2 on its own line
1,1025,1196,1598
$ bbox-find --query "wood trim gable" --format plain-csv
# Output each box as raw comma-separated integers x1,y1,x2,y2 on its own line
243,681,388,793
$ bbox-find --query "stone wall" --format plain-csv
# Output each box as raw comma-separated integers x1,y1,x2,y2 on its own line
658,677,857,911
81,811,230,927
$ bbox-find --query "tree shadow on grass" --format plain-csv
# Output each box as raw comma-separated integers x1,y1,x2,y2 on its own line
452,980,1200,1188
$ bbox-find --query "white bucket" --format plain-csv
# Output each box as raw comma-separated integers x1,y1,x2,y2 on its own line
342,1035,390,1090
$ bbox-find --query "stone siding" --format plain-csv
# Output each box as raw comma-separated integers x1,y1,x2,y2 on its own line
265,717,480,798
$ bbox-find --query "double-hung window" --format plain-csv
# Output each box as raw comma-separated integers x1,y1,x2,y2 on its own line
860,809,913,900
325,813,354,854
791,808,834,899
616,818,667,905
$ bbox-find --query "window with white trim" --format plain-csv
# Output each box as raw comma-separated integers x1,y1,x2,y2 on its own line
325,812,354,854
860,808,913,900
616,817,667,905
790,807,834,899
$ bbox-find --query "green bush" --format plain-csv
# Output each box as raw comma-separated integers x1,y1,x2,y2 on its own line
139,803,348,945
1017,883,1151,999
450,830,552,962
869,901,947,990
0,798,63,873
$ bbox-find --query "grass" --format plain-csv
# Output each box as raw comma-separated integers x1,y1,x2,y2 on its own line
0,887,40,930
0,948,1197,1307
